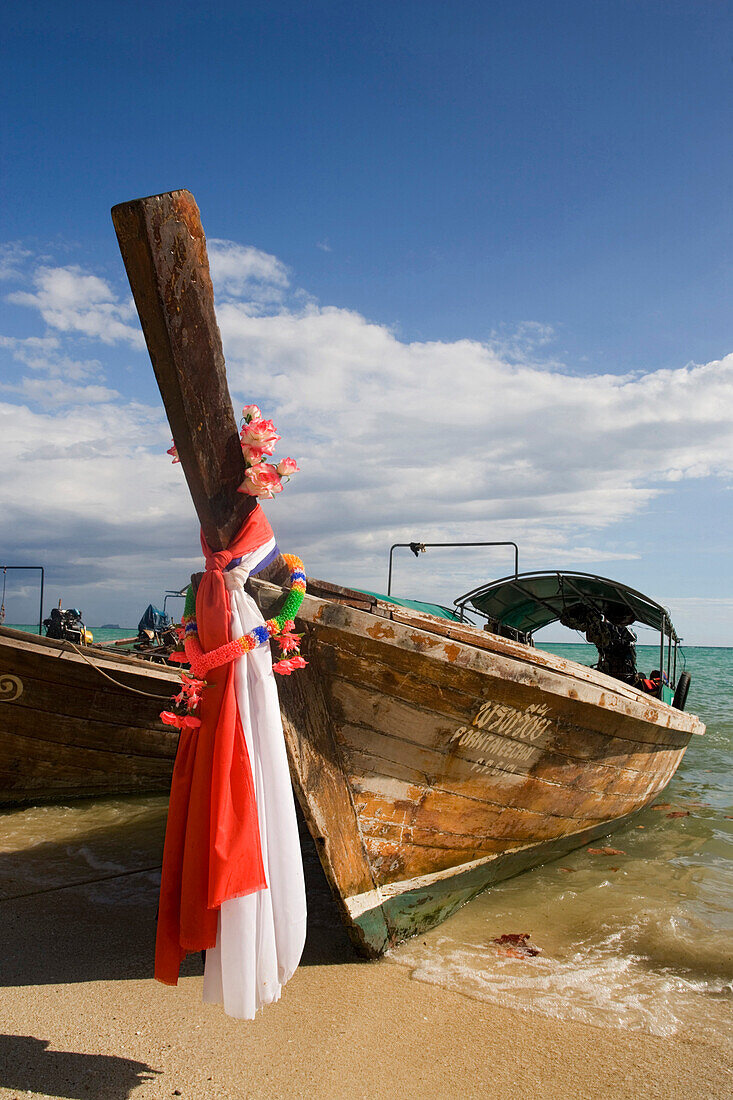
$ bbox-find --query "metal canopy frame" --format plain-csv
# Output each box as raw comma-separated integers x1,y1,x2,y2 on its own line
387,541,519,597
0,566,45,635
454,569,680,645
163,587,188,617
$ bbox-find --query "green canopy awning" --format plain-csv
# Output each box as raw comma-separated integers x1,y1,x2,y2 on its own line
455,571,679,642
357,590,463,622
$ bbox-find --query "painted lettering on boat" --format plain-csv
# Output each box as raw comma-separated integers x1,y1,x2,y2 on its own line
468,700,552,740
449,701,553,775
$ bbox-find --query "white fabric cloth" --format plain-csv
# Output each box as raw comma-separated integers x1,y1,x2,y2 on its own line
202,544,307,1018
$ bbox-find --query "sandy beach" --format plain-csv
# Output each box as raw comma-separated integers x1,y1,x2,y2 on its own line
1,809,730,1100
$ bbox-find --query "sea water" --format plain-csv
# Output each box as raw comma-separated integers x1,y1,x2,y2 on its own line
4,624,137,644
0,640,730,1039
389,645,733,1040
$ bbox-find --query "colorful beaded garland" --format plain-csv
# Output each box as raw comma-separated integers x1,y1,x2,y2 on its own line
182,554,307,679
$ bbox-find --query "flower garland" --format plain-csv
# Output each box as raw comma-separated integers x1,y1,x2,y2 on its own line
162,556,308,727
168,402,300,499
181,554,307,679
160,671,205,731
162,407,307,732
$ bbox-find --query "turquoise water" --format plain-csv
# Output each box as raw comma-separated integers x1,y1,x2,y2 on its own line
5,624,137,644
390,645,733,1039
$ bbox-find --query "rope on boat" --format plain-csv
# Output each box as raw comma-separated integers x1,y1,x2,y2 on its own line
61,639,175,701
0,864,163,903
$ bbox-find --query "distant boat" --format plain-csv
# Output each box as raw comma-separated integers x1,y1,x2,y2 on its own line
100,623,122,629
0,626,180,806
112,189,705,957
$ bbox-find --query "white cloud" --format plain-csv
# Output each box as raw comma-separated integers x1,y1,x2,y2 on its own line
215,301,733,545
210,293,733,614
0,237,731,637
0,397,199,624
207,240,290,307
0,334,116,406
8,265,143,346
0,242,32,281
658,598,733,648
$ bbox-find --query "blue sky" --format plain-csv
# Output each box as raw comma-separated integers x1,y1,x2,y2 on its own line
1,1,731,644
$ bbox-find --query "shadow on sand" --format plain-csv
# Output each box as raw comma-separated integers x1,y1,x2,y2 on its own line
0,1034,159,1100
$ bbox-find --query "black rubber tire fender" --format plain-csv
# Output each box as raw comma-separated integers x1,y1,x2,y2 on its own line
673,671,691,711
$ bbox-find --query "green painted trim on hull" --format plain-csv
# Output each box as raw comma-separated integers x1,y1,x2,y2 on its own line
352,809,640,955
348,903,391,957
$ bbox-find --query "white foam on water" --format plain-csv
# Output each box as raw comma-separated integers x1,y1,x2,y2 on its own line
67,845,130,873
388,650,733,1043
389,922,733,1040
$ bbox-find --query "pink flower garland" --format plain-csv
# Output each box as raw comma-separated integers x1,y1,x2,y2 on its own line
237,405,299,498
160,671,207,730
168,403,299,501
162,409,306,736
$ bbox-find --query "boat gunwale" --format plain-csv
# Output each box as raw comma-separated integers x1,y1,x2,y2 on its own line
0,625,181,683
249,578,704,738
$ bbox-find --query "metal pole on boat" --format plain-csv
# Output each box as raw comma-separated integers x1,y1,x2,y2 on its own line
673,640,678,686
387,541,520,597
388,543,426,596
0,565,45,634
38,567,44,635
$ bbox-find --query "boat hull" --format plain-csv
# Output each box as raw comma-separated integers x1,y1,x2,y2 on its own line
0,627,180,806
252,580,704,957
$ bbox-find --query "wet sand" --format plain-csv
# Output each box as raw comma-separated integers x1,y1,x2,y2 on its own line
1,808,730,1100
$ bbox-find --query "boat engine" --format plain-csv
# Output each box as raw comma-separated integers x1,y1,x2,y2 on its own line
135,603,179,659
43,606,90,645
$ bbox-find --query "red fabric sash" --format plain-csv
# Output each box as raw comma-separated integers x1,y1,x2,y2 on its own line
155,505,274,985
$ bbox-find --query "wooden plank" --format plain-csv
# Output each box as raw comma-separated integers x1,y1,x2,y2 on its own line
111,190,252,550
0,727,175,776
327,677,677,800
0,627,180,683
328,674,682,784
387,607,646,700
317,626,693,752
0,699,177,760
0,642,176,707
350,783,580,854
335,733,674,821
305,577,379,612
306,616,696,746
2,674,175,735
0,728,175,805
328,660,684,775
361,835,496,882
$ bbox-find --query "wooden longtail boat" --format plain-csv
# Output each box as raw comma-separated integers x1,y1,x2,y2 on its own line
0,626,180,806
112,190,705,958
